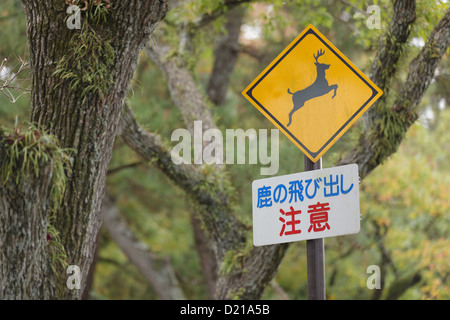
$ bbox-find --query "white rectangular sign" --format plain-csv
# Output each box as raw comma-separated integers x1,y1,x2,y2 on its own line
252,164,360,246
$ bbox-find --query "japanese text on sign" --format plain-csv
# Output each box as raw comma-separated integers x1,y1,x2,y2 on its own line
252,164,360,246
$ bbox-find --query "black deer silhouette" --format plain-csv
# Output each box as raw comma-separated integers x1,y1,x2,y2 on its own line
286,49,338,127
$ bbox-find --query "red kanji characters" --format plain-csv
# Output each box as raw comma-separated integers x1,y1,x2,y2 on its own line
307,202,330,232
279,206,302,236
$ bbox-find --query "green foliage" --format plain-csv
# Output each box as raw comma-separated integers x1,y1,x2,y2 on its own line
358,117,449,299
220,238,253,276
0,1,27,58
414,0,449,40
167,0,226,24
0,121,71,190
273,111,450,300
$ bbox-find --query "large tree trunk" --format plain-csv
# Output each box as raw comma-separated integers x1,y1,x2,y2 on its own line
0,0,167,299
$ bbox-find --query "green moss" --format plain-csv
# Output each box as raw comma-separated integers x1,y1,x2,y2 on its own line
230,287,246,300
220,239,253,276
54,1,115,103
366,103,415,171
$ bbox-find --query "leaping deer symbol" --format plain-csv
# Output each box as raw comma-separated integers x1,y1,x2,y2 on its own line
286,49,338,127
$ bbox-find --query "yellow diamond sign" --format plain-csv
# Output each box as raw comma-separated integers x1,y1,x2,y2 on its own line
242,25,383,163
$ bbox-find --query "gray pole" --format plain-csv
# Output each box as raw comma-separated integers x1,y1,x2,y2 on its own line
304,156,326,300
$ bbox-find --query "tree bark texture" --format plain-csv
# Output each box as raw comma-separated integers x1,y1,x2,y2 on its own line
0,160,54,299
1,0,168,299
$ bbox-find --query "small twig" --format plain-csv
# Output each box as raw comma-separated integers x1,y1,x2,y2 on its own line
107,161,146,175
0,54,31,103
239,44,264,61
338,0,369,17
271,280,290,300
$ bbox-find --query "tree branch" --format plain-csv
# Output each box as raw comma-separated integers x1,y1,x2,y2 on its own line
395,8,450,113
239,43,264,61
364,0,417,130
0,55,30,103
340,4,450,179
118,102,222,298
207,5,246,105
118,104,246,258
118,104,213,199
131,31,293,298
118,102,291,299
190,0,252,30
338,0,368,17
145,43,216,134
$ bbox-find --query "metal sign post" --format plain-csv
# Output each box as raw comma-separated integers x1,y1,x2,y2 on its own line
304,156,325,300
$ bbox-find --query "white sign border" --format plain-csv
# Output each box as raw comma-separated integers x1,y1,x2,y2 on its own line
252,164,361,246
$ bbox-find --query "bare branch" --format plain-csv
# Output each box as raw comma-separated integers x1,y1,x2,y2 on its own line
118,103,221,298
239,43,264,61
338,0,368,17
107,161,146,175
0,55,30,103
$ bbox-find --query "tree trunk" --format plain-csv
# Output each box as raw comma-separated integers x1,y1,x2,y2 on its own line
0,157,54,299
0,0,167,299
